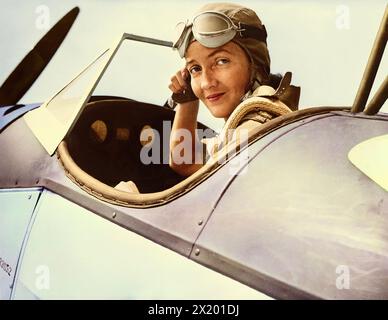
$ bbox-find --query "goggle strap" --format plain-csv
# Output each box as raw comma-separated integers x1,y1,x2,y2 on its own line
238,23,267,43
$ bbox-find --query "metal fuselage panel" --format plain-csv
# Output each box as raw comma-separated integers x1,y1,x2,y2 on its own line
194,114,388,299
12,189,270,300
0,188,41,299
2,108,388,299
0,117,231,257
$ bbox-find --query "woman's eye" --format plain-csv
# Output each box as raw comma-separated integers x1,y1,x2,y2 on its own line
216,58,229,65
189,65,201,74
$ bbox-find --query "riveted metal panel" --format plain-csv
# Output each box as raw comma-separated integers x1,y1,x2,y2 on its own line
0,118,53,188
13,190,270,299
0,188,41,299
193,114,388,299
0,111,336,259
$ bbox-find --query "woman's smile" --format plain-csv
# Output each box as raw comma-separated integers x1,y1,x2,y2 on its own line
206,92,225,102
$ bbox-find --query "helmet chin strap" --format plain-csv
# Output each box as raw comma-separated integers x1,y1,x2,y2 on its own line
240,71,263,103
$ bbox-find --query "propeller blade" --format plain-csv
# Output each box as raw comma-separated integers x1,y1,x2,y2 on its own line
0,7,80,106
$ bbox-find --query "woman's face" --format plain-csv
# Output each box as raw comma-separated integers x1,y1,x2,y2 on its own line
185,41,251,119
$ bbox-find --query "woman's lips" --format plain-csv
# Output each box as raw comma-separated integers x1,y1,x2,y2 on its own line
206,93,225,102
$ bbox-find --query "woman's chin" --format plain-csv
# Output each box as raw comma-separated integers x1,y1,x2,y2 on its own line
207,105,233,119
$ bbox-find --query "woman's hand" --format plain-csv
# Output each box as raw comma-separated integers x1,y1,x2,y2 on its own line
168,68,202,176
168,68,198,104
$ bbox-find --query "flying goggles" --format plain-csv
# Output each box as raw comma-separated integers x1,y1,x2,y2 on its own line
172,11,267,58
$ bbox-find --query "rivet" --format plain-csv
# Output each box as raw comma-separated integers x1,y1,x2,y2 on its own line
198,220,203,226
112,212,116,219
195,249,200,256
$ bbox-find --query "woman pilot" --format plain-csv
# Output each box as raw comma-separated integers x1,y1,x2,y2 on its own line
168,2,300,177
116,2,300,193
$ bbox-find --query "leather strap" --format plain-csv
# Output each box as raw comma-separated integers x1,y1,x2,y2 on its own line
239,24,267,43
250,72,300,111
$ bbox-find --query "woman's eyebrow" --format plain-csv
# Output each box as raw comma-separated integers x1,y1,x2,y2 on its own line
185,59,196,67
207,49,231,58
185,49,232,67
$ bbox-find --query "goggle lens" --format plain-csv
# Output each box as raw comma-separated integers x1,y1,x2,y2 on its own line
172,11,266,58
193,12,232,35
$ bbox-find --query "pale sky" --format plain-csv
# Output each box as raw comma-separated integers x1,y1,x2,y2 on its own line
0,0,386,130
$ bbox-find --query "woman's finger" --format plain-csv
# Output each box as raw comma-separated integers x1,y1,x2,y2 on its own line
175,70,187,89
171,76,184,91
168,83,178,93
168,80,181,93
180,67,189,80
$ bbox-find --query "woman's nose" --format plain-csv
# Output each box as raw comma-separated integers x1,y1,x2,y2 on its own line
200,68,217,90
